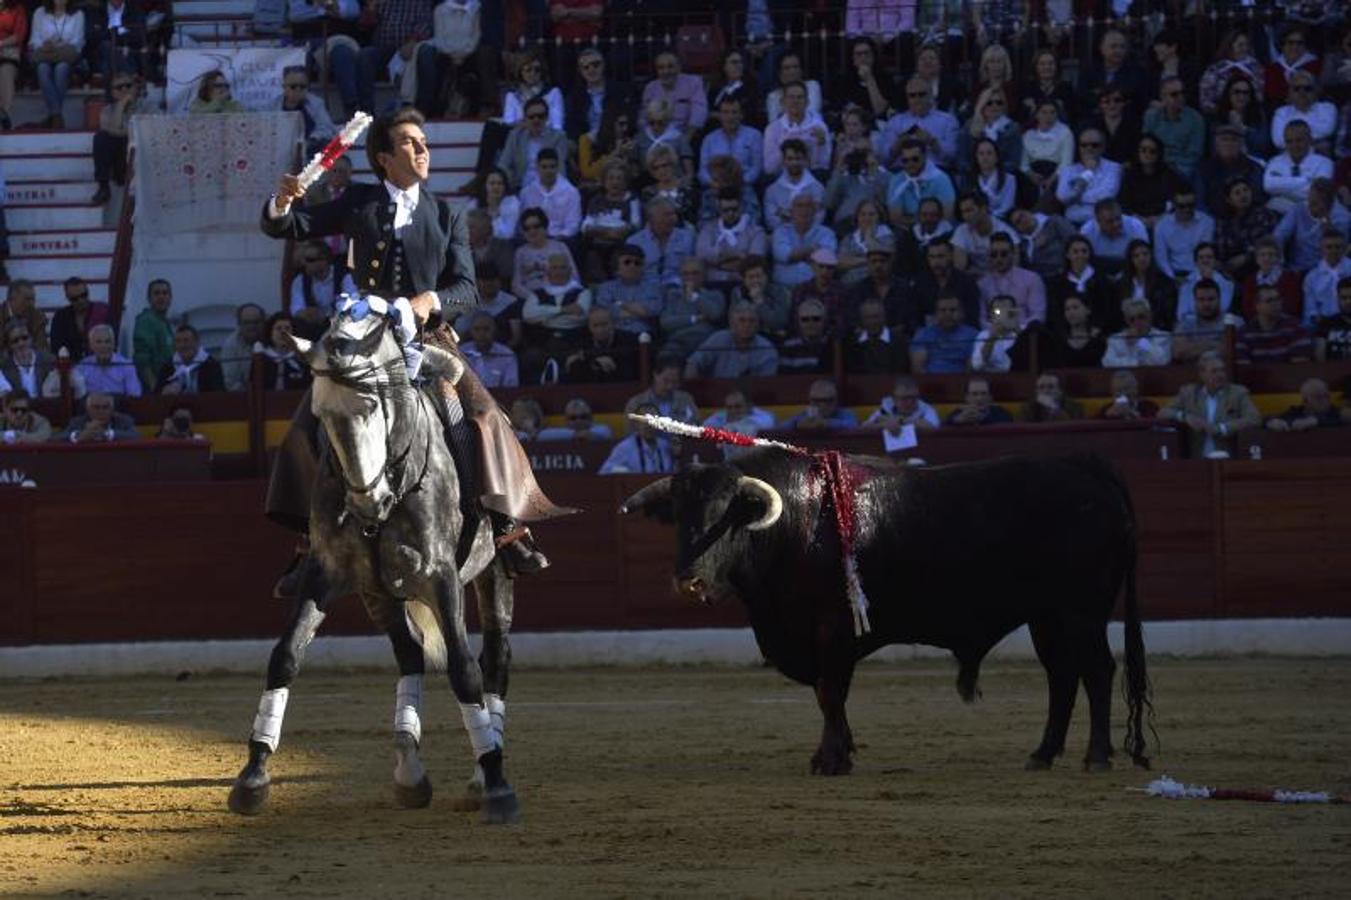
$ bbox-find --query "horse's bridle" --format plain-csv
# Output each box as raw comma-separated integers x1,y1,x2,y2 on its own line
312,320,433,536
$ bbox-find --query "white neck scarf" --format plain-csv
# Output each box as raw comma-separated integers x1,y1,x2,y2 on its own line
716,214,748,247
541,280,582,301
1067,264,1096,292
170,348,209,392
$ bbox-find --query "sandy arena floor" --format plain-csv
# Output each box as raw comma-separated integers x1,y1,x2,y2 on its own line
0,658,1348,898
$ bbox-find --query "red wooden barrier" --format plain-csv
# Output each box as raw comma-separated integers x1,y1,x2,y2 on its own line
2,457,1349,646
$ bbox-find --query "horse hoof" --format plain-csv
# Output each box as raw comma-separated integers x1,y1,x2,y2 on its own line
810,751,853,776
227,780,270,816
394,775,433,809
480,788,520,825
1024,754,1053,771
450,767,484,811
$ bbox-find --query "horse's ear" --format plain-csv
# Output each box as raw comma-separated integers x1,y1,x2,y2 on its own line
286,333,323,366
420,344,465,385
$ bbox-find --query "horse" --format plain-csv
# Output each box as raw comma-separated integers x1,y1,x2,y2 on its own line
226,298,520,824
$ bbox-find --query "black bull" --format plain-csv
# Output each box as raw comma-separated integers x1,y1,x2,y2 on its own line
621,450,1153,776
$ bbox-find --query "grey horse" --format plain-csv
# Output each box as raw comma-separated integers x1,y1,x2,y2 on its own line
227,302,520,824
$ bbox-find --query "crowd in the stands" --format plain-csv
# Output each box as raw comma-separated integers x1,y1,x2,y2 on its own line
2,2,1351,462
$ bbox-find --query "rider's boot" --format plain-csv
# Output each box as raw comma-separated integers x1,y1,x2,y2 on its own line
490,512,549,578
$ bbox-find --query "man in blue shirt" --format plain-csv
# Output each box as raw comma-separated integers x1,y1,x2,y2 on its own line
783,379,859,431
1273,179,1351,274
910,294,978,374
699,96,763,187
598,402,675,475
684,302,779,379
1154,189,1215,280
885,138,956,228
593,244,661,336
946,377,1014,426
881,77,959,169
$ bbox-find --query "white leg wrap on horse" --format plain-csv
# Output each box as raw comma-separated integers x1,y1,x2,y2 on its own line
393,675,424,744
485,693,506,746
250,687,289,752
459,702,501,758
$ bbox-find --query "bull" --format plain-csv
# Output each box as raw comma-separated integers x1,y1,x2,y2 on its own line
621,450,1152,776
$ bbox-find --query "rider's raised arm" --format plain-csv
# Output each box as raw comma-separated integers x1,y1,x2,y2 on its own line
261,180,366,241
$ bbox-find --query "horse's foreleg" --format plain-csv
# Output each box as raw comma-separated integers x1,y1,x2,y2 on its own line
456,563,514,808
385,605,434,809
435,571,520,825
228,582,332,816
476,561,515,746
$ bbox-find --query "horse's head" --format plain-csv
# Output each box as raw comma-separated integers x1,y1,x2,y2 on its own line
289,297,462,532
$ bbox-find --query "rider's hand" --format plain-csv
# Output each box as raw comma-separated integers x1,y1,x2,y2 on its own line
409,291,440,325
274,174,304,213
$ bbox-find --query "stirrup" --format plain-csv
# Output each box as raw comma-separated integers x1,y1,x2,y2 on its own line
494,526,549,578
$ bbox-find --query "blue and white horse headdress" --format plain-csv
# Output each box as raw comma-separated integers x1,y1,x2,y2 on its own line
335,293,425,380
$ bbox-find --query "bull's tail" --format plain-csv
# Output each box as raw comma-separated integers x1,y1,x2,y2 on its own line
1117,474,1156,768
406,600,448,672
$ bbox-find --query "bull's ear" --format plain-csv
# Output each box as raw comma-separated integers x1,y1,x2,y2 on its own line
620,477,674,524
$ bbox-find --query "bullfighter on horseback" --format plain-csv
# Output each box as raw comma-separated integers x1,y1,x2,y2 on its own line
261,107,572,583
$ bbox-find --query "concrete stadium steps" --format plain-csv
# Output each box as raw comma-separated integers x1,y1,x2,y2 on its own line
4,128,115,309
4,181,103,207
5,256,113,282
5,206,106,231
1,156,95,181
1,130,96,182
34,281,110,308
174,0,254,16
0,131,95,155
173,0,258,44
9,229,116,256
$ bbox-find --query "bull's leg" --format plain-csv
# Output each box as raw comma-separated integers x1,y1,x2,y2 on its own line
456,564,515,811
1026,618,1079,771
810,640,857,777
228,578,333,816
1078,624,1117,772
435,571,520,824
386,606,434,808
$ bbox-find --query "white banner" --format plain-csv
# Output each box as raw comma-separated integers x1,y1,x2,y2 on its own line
132,112,304,236
165,47,306,115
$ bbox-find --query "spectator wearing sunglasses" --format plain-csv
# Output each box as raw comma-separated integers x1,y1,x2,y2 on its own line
49,277,111,360
1055,128,1122,226
0,390,52,444
0,322,60,400
498,95,569,191
92,74,145,204
1142,76,1204,179
189,69,243,114
1271,72,1338,156
278,64,336,157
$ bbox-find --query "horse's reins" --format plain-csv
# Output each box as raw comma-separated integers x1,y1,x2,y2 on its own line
312,321,434,534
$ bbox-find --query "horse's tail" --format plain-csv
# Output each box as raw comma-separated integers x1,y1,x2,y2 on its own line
405,601,448,672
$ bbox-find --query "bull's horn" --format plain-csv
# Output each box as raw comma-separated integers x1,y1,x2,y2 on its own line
737,476,782,531
620,477,672,515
